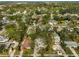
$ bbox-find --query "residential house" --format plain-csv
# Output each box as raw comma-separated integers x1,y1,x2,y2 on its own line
64,41,78,48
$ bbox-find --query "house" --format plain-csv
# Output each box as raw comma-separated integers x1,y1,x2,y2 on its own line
64,41,78,48
21,35,31,50
34,37,46,48
2,17,9,24
0,35,9,49
0,35,8,43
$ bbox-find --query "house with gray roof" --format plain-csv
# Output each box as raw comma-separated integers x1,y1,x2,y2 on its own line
64,41,78,48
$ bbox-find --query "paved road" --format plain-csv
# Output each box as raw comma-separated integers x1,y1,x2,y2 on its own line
69,47,78,57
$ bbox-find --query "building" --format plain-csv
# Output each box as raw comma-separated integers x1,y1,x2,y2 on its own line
2,17,9,24
64,41,78,48
21,35,31,50
0,35,9,49
0,35,8,43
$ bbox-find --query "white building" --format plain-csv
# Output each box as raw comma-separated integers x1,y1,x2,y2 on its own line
0,35,8,43
64,41,78,48
2,17,9,24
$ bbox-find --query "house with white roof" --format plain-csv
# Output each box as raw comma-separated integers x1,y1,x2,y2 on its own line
64,41,78,48
2,17,9,24
0,35,9,49
0,35,8,43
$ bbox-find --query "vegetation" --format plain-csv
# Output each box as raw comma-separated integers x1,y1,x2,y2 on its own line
0,2,79,57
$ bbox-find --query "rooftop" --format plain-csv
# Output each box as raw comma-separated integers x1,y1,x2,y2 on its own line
64,41,78,48
0,36,8,42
